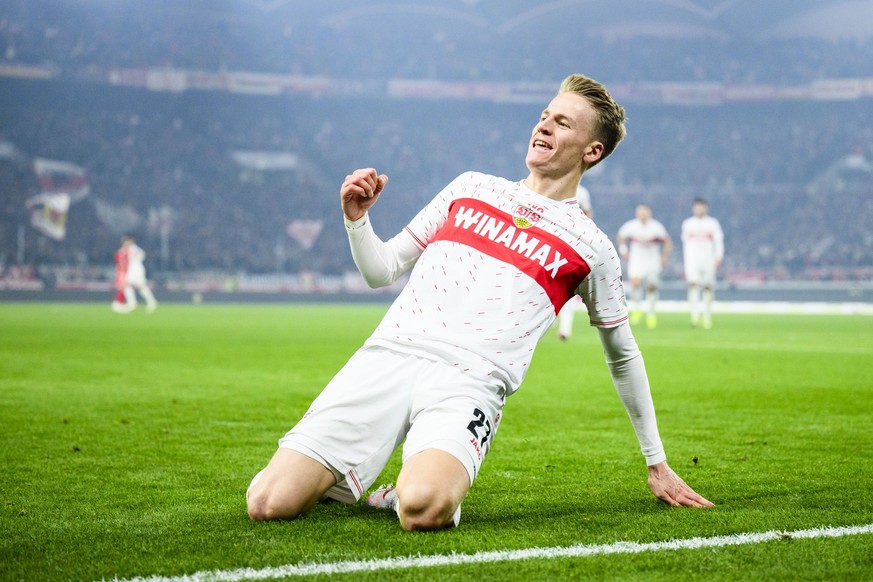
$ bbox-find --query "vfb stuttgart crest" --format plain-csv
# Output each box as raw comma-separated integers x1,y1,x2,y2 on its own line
512,204,544,229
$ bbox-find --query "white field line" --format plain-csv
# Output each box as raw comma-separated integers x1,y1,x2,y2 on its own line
108,523,873,582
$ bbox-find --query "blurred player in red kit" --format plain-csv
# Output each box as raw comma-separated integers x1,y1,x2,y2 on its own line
111,235,157,313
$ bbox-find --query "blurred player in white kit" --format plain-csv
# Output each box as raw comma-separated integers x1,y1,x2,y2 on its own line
111,235,157,313
246,74,712,531
681,198,723,328
575,183,593,219
616,204,672,329
555,182,593,340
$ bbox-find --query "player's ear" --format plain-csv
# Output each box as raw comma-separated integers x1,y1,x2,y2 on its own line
582,141,603,165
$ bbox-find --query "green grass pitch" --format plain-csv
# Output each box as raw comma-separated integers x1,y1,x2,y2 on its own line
1,303,872,580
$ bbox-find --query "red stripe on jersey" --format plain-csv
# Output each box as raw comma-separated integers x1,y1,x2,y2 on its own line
404,226,427,249
594,315,629,327
431,197,591,313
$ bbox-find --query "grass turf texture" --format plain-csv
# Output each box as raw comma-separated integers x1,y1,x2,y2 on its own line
1,303,871,581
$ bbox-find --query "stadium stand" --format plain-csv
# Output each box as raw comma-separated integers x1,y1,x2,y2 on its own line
1,1,871,289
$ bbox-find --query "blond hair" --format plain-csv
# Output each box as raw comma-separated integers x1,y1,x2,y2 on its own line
559,74,626,167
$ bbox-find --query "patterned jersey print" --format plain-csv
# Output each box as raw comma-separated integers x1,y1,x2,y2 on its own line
365,172,628,391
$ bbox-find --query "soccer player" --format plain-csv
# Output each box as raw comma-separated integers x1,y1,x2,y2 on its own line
617,204,672,329
246,74,712,531
111,240,130,313
681,198,723,328
113,235,158,313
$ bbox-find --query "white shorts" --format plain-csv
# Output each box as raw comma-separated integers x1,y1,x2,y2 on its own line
684,258,716,286
627,258,661,286
126,264,147,287
278,346,505,503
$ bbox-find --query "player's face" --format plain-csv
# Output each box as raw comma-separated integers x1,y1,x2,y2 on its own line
693,202,708,218
526,92,602,177
636,205,651,222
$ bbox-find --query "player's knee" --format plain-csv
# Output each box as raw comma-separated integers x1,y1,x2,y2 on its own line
396,482,457,531
246,487,306,522
246,490,279,521
246,493,272,521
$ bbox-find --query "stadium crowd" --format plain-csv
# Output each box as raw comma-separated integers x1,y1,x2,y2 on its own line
2,80,870,283
1,1,871,286
3,0,873,84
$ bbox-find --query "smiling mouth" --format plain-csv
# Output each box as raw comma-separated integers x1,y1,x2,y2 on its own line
532,139,552,150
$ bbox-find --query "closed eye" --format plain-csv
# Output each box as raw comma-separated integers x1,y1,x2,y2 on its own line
540,111,572,128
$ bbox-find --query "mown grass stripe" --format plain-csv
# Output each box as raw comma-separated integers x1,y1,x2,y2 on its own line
108,523,873,581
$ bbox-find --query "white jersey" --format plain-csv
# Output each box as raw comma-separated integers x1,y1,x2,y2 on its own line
125,243,147,286
617,218,669,268
365,171,628,392
681,215,724,265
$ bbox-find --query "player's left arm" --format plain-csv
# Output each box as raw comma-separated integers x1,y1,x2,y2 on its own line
713,219,725,269
597,323,714,508
660,223,673,266
616,223,630,261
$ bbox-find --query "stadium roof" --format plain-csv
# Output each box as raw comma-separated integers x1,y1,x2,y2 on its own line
222,0,873,42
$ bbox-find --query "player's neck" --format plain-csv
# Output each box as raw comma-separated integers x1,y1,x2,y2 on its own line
522,172,581,201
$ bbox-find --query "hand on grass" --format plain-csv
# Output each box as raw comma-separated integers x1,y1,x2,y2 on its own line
647,461,714,508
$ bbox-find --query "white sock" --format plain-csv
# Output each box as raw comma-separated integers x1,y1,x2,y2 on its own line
557,304,573,337
703,288,714,319
140,285,157,308
647,290,659,315
631,287,643,312
688,287,700,319
124,287,137,307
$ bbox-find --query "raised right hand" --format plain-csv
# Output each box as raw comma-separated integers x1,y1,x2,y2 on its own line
340,168,389,221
